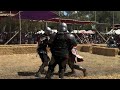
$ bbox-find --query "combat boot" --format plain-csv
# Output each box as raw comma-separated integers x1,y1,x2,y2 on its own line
35,66,44,78
35,71,42,78
74,65,87,77
71,68,75,74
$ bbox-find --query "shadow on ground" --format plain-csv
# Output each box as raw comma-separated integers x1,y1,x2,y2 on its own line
18,72,36,76
17,71,77,77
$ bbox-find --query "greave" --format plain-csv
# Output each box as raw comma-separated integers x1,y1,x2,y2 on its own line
59,69,65,79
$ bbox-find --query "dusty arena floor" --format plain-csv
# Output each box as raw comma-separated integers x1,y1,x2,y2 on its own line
0,52,120,79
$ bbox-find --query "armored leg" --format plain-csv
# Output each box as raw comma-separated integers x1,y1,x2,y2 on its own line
36,53,50,77
35,61,48,77
68,60,75,74
59,69,65,79
58,64,66,79
73,65,87,77
82,68,87,77
45,58,57,79
58,57,68,79
45,66,55,79
45,69,53,79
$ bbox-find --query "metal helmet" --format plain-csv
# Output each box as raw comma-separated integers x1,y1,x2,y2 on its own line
44,27,52,35
58,22,68,32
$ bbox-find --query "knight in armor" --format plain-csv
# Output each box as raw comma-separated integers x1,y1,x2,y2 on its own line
45,22,82,79
35,27,52,78
66,29,87,76
68,46,87,77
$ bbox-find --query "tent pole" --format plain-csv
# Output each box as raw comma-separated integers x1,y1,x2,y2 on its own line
95,11,96,22
4,11,19,45
4,31,19,45
113,11,115,29
9,11,12,39
19,11,22,44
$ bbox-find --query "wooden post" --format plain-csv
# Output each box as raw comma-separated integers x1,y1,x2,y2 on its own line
19,11,22,44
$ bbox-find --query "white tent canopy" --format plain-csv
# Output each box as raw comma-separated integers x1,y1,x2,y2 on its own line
115,29,120,34
36,29,58,34
36,29,95,34
106,29,120,35
86,30,95,34
71,30,78,33
36,30,45,34
71,30,95,34
79,30,86,34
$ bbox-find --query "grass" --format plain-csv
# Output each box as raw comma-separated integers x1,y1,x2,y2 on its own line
0,51,120,79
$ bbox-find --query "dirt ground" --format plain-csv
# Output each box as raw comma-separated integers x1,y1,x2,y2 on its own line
0,51,120,79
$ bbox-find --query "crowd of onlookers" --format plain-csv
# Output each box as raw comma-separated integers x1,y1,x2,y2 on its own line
0,32,37,44
107,34,120,48
73,33,105,44
0,31,120,49
0,31,104,45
